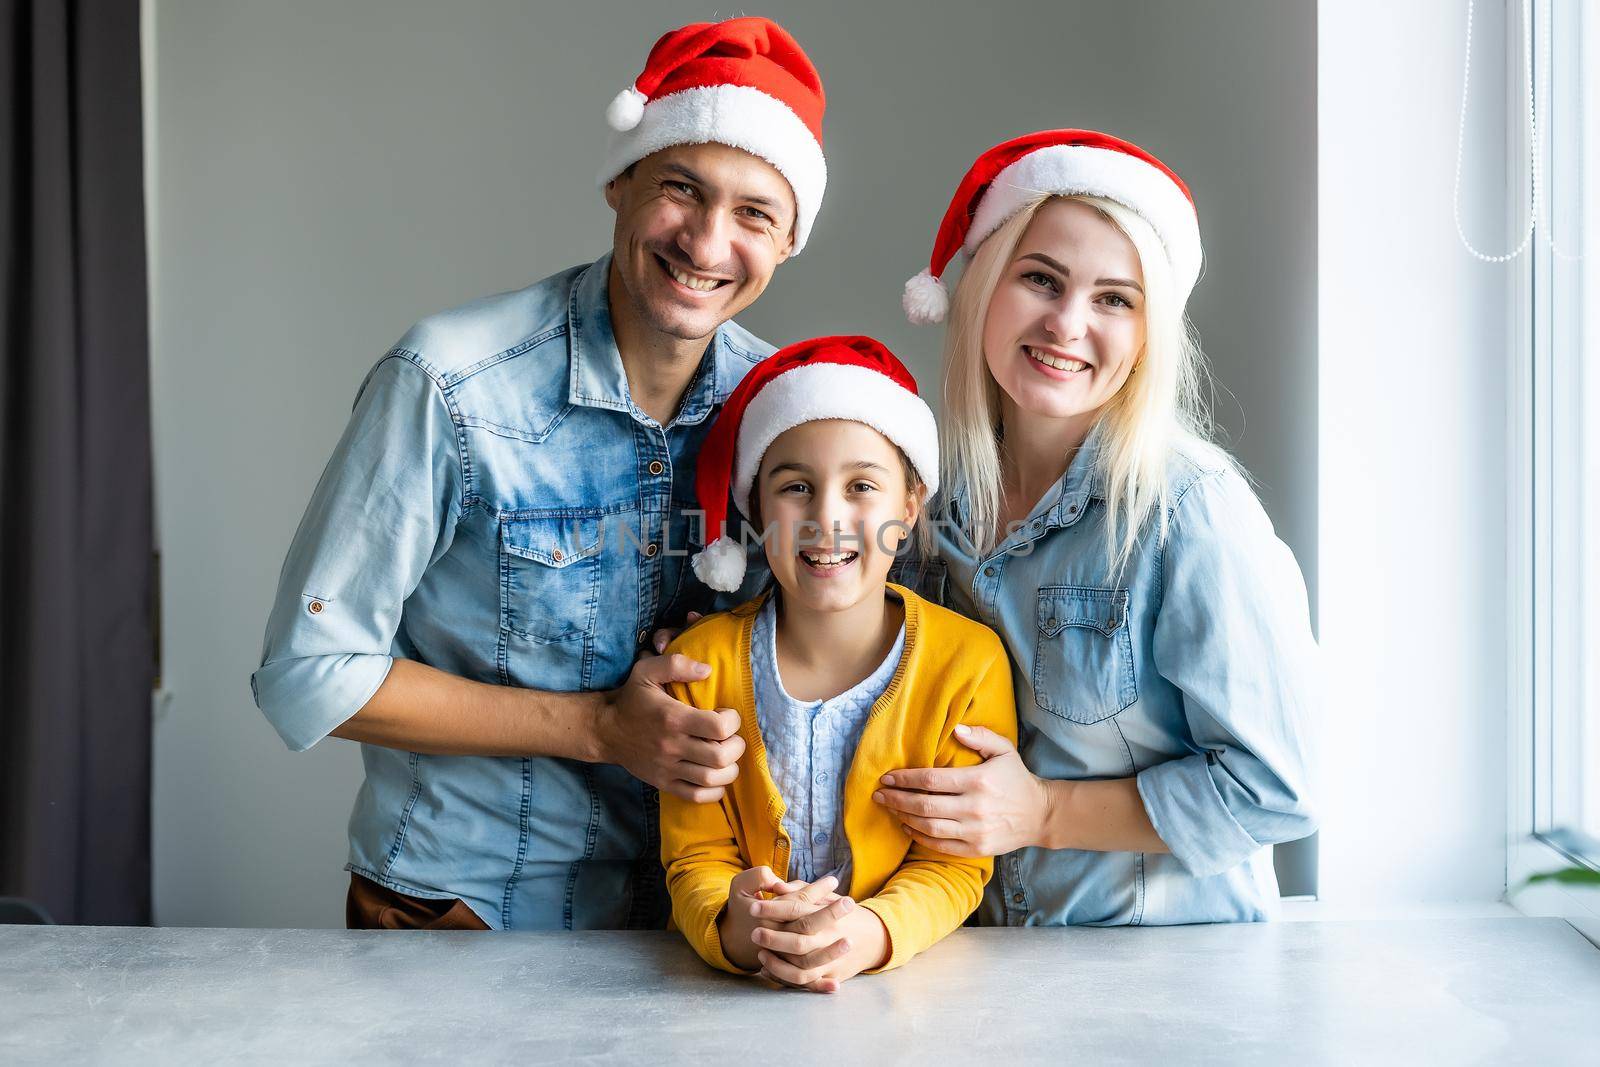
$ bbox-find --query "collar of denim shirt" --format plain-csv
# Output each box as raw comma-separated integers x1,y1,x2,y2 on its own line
566,252,745,428
1041,419,1108,528
946,418,1110,546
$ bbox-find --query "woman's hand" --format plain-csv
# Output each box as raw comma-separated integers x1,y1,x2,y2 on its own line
718,869,841,973
754,903,888,994
873,724,1053,857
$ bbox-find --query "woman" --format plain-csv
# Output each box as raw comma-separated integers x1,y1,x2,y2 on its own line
876,130,1317,925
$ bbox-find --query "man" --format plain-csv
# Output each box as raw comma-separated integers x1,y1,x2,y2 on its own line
251,18,828,930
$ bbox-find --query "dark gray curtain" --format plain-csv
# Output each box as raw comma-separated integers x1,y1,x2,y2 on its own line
0,0,153,925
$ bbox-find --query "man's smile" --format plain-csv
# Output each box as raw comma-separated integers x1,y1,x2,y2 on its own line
656,253,733,294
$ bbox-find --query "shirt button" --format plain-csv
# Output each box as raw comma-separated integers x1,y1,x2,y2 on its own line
648,460,665,476
552,548,564,562
637,628,650,645
815,771,829,784
307,601,324,615
1068,504,1079,514
1012,892,1026,905
1046,617,1058,628
1032,520,1042,531
813,832,828,846
984,566,996,577
645,542,659,557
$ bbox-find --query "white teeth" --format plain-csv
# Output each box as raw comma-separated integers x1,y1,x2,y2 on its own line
1025,345,1089,372
667,263,723,292
800,549,858,567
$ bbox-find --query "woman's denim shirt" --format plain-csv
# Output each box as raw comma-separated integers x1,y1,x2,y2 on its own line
906,428,1318,925
250,255,772,929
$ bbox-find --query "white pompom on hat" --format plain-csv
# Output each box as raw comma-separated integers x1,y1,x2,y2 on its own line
904,129,1202,323
596,17,828,254
690,336,939,593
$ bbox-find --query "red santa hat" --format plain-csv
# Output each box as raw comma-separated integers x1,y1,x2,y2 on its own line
597,17,827,253
691,336,939,593
903,129,1201,324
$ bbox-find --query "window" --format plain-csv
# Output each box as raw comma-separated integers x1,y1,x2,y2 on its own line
1531,0,1596,860
1508,0,1599,924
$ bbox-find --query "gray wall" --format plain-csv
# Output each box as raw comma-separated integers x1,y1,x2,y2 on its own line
147,0,1317,927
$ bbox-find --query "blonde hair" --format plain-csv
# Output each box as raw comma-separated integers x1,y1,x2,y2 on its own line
938,194,1221,576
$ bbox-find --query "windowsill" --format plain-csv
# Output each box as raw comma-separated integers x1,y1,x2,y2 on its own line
1507,834,1600,948
1280,899,1521,922
1280,892,1598,949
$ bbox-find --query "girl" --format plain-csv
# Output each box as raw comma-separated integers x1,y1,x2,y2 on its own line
660,335,1017,991
878,130,1319,925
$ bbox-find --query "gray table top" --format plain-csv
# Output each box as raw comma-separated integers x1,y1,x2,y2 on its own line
2,918,1597,1065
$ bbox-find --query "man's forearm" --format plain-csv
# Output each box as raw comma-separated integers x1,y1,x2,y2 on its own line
330,657,610,761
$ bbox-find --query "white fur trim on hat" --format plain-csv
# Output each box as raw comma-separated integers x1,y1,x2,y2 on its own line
967,144,1202,299
690,535,747,592
730,363,939,520
596,84,827,254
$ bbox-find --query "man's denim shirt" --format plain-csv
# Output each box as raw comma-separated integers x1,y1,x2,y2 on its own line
901,428,1318,926
251,254,772,929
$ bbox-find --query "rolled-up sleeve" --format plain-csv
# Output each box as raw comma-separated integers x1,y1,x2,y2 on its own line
1137,469,1319,878
251,352,463,752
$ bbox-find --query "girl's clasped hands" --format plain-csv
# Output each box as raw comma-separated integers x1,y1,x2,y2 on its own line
718,867,889,993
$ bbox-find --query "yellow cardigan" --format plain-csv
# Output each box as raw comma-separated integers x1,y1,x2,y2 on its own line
659,583,1019,974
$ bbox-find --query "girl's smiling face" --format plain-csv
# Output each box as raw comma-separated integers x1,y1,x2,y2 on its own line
982,198,1147,424
754,420,922,615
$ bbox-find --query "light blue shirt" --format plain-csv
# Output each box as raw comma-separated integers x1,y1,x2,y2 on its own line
752,594,906,887
250,254,772,929
897,423,1318,926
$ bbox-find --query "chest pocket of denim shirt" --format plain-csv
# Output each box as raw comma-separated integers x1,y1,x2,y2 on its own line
1032,585,1136,725
500,514,604,643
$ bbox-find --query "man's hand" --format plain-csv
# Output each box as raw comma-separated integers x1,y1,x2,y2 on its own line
596,651,745,802
651,611,702,654
873,724,1050,857
718,869,841,973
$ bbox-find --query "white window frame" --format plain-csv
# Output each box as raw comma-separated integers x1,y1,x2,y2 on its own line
1506,0,1600,942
